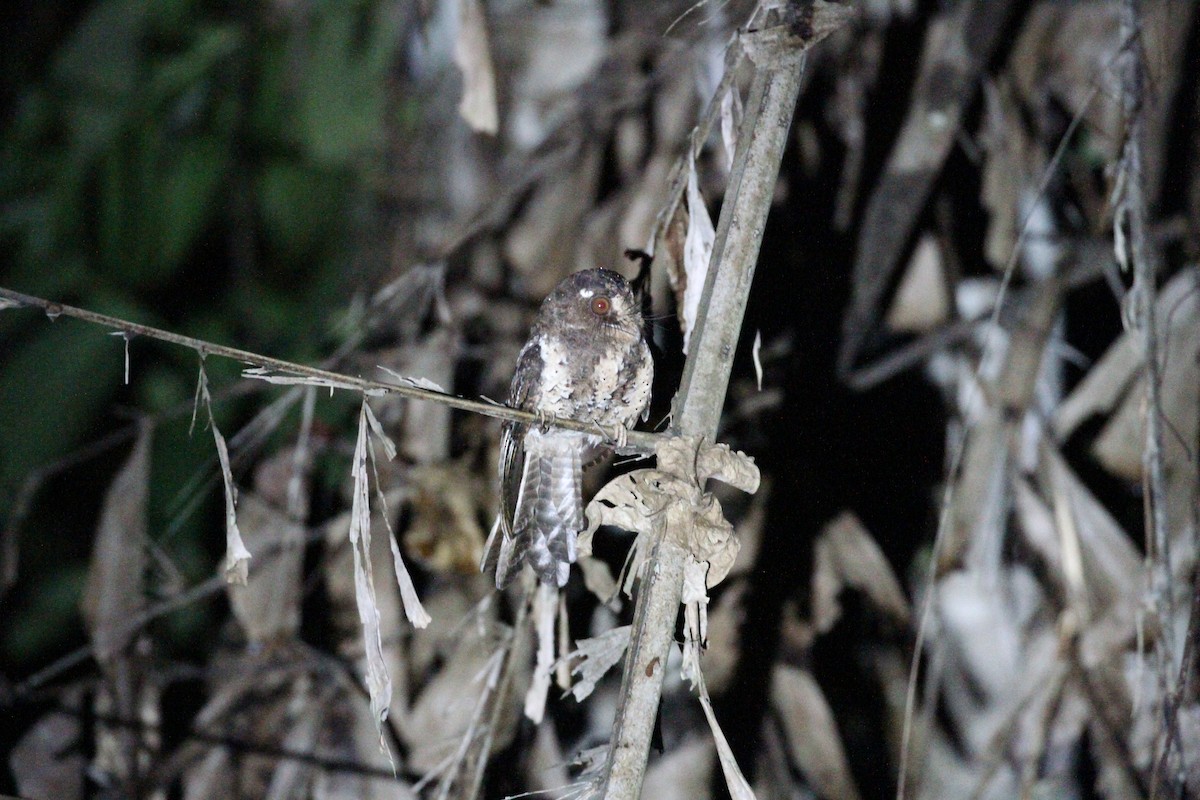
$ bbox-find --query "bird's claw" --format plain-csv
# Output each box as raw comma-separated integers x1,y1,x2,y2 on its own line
591,421,628,449
611,424,628,449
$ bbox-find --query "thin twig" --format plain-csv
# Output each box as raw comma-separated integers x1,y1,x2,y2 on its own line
0,286,662,454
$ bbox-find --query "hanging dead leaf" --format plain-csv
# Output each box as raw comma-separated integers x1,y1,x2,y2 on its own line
1092,271,1199,482
524,582,559,722
978,79,1036,271
563,625,631,702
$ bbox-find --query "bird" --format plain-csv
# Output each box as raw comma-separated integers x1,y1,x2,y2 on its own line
488,268,653,588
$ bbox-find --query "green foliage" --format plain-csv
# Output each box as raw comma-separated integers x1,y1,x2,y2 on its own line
0,0,406,666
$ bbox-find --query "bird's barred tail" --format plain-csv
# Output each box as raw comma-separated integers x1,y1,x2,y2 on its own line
496,429,585,588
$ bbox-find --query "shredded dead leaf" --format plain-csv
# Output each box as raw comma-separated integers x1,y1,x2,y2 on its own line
563,625,631,702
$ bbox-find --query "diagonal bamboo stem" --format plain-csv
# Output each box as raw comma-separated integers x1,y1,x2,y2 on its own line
598,27,817,800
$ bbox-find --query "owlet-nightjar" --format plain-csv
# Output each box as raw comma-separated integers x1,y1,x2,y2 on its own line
491,269,653,588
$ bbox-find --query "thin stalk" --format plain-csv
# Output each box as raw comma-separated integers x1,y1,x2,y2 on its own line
1118,2,1180,794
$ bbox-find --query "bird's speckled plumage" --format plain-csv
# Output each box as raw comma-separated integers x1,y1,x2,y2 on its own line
490,269,653,588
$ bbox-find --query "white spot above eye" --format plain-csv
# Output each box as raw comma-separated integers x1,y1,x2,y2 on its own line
579,288,594,298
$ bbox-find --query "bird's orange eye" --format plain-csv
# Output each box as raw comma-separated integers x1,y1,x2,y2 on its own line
591,296,611,315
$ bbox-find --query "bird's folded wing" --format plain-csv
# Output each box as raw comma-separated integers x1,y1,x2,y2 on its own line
496,429,584,588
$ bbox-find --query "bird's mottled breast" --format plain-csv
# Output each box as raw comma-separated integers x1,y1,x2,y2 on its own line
525,326,651,428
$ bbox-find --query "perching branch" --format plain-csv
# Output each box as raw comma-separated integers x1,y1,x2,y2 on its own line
0,285,662,454
598,4,851,797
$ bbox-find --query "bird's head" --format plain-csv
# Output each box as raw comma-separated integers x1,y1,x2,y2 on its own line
540,268,644,338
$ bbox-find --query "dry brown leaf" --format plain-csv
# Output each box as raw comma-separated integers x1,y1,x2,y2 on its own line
346,404,393,747
399,333,457,465
226,491,306,643
404,462,487,575
942,405,1009,572
404,628,500,773
10,710,85,800
771,665,863,800
488,0,606,150
812,511,910,634
1036,448,1142,666
640,737,714,800
584,437,758,593
1014,476,1065,581
1093,272,1200,481
690,440,762,495
697,668,757,800
885,235,949,332
525,582,558,722
453,0,498,134
193,364,253,584
978,79,1037,271
681,556,711,688
680,158,716,354
81,423,151,663
1054,335,1141,440
654,190,690,331
582,470,663,542
575,554,619,604
323,453,418,736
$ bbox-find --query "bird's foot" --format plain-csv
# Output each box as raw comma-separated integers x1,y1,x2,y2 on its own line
535,409,553,432
591,421,628,449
